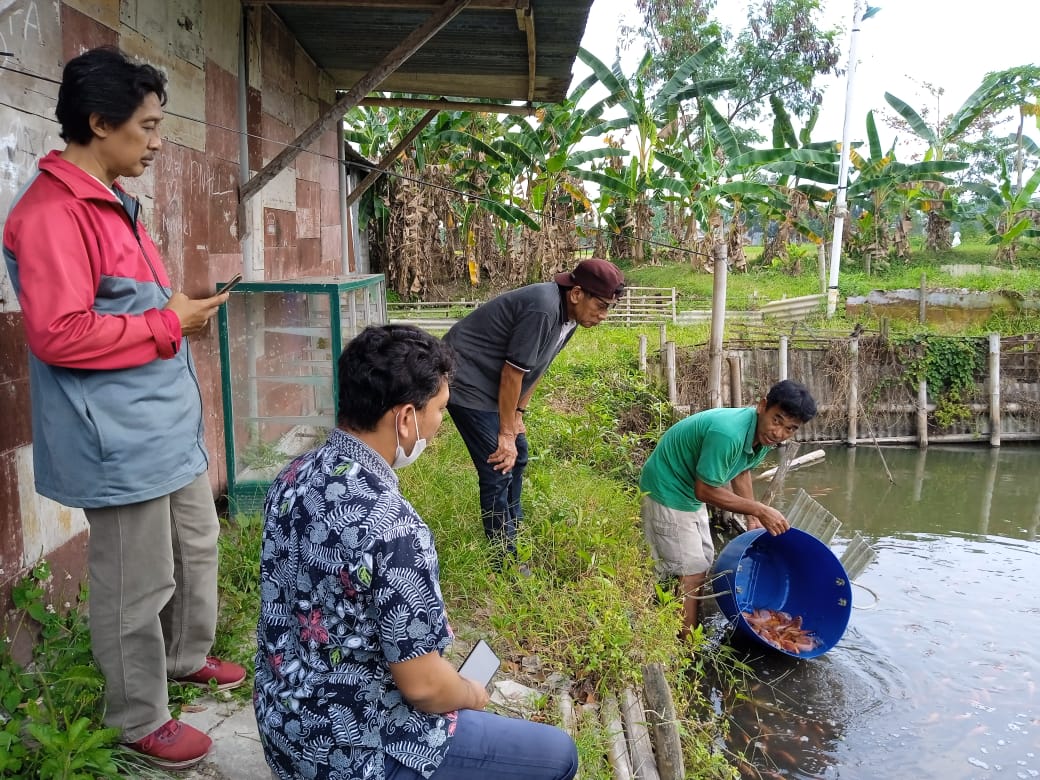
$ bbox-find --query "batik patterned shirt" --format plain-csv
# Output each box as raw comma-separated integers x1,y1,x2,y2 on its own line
254,428,455,780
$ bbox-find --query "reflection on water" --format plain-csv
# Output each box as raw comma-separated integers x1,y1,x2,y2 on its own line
708,445,1040,779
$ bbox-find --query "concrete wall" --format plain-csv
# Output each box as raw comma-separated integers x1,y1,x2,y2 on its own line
0,0,354,639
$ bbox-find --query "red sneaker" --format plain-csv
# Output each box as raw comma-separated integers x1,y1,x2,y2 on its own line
125,719,211,770
172,656,247,690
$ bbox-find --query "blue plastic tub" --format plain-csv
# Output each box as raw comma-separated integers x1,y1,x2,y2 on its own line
710,527,852,659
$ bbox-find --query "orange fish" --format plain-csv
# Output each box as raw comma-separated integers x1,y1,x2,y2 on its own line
742,608,820,654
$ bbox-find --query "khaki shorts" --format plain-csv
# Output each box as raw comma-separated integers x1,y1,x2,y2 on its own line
640,496,714,577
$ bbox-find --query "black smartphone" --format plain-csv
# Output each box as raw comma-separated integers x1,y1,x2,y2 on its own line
216,272,243,296
458,639,500,688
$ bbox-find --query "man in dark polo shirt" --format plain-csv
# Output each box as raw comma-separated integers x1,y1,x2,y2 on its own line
444,259,625,568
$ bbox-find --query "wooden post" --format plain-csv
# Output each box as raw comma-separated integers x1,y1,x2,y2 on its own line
638,334,648,373
917,379,929,449
918,273,927,324
847,336,859,446
989,333,1001,447
622,688,661,780
708,242,729,409
669,287,677,323
727,355,742,407
778,335,789,381
658,323,667,355
665,342,677,405
641,664,684,780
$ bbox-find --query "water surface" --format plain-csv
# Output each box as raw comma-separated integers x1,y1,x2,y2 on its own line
710,445,1040,779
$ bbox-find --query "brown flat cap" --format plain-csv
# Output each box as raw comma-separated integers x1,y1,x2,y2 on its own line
554,258,625,300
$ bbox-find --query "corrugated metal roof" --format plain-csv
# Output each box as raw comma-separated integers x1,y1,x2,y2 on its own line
263,1,595,103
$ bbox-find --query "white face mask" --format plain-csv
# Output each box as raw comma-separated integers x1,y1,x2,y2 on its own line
391,408,427,469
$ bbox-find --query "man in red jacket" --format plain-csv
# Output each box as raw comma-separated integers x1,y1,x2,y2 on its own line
3,47,243,770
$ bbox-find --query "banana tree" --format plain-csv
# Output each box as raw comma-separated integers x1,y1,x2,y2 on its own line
981,65,1040,194
963,156,1040,265
885,73,1003,250
844,111,967,273
758,95,840,267
654,100,798,271
577,42,737,263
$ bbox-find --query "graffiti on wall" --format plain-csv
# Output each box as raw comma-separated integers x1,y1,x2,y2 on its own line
0,0,62,313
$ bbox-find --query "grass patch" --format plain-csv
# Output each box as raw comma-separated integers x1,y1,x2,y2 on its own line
619,241,1040,315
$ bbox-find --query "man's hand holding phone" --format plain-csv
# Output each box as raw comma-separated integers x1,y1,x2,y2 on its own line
164,273,241,337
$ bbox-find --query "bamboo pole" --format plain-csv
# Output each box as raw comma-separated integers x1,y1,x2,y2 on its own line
658,323,667,354
665,342,677,406
989,333,1001,447
727,355,742,407
601,695,633,780
640,665,684,780
621,688,661,780
847,336,859,446
778,334,789,381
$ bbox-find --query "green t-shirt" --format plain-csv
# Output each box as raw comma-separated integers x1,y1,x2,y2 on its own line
639,406,773,512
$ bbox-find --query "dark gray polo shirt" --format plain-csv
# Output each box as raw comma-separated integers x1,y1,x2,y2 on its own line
443,282,575,411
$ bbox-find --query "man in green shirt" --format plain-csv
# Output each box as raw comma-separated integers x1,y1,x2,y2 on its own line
639,380,817,637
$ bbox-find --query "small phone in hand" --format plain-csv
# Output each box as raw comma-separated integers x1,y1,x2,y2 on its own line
458,639,500,688
216,272,243,296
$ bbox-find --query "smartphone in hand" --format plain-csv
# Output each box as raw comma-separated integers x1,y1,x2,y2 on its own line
216,272,243,296
458,639,500,688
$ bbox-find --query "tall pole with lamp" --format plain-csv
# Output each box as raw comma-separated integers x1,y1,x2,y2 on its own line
827,2,880,317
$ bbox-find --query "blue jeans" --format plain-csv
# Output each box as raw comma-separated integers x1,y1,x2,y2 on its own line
385,709,578,780
448,403,528,555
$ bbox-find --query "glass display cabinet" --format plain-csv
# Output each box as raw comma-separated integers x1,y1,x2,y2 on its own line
217,275,387,512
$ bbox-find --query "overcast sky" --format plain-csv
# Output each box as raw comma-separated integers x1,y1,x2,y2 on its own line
577,0,1039,155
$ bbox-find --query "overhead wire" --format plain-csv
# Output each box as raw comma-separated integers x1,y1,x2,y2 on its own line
0,61,718,263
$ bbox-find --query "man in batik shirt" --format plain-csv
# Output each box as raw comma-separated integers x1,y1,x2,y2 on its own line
254,324,578,780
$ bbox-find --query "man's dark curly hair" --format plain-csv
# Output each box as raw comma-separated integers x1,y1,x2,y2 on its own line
56,47,167,145
337,325,456,432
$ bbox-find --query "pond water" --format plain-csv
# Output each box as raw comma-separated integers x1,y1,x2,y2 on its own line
707,444,1040,780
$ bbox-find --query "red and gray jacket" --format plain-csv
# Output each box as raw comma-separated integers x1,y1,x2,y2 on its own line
3,151,209,508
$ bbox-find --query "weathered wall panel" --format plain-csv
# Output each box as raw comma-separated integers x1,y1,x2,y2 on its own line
62,0,118,31
120,0,203,67
15,446,89,565
120,26,206,152
205,63,240,164
61,4,118,58
202,0,240,76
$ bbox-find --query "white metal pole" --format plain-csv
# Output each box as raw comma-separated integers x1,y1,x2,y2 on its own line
827,1,863,317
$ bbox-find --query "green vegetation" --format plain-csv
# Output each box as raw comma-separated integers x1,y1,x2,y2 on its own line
0,324,742,779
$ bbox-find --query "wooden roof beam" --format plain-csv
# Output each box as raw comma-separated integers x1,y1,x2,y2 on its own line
345,109,439,208
516,5,536,103
360,96,534,115
239,0,471,205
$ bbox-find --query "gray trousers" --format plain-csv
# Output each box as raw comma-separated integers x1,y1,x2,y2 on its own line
84,472,219,742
